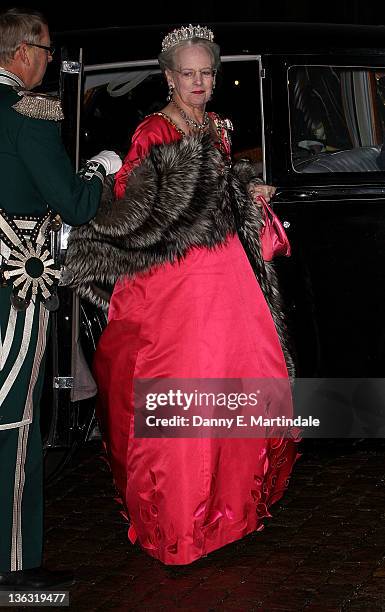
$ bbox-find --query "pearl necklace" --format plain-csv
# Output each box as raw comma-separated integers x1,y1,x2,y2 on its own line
172,100,209,131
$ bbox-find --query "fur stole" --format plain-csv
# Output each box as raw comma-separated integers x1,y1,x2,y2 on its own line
65,134,294,375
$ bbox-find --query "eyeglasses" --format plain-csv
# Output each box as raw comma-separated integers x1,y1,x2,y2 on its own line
24,42,55,56
173,68,216,81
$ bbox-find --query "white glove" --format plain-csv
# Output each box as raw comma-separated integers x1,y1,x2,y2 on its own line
89,150,122,175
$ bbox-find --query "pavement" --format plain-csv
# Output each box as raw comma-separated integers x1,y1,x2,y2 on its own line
42,439,385,611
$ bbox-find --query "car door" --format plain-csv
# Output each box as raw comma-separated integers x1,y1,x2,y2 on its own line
264,53,385,377
42,44,101,480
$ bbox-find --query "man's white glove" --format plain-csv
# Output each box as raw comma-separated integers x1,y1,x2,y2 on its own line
89,150,122,175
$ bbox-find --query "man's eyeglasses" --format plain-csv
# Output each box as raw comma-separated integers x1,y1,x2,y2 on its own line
173,68,216,81
24,42,55,56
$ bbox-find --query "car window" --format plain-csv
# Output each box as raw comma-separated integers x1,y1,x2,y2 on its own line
289,65,385,173
81,59,263,173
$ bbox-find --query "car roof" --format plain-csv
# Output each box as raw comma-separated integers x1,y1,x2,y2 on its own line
54,22,385,63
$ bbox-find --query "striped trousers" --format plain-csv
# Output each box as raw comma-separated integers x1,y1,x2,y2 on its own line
0,287,49,571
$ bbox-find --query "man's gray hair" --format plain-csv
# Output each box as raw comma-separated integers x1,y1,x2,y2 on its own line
0,7,47,65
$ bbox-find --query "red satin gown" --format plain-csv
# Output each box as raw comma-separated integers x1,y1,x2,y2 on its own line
94,113,298,565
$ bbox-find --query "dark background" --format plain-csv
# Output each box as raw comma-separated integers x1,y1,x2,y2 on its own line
4,1,385,31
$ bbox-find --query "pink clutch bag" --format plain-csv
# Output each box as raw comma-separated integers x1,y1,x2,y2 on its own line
257,195,291,261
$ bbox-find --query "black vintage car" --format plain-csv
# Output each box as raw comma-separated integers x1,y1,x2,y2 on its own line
42,22,385,472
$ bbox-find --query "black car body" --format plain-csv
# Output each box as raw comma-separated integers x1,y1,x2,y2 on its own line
42,22,385,462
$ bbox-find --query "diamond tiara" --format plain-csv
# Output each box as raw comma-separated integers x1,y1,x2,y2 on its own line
161,24,214,53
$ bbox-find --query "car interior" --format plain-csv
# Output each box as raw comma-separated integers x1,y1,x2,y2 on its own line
289,65,385,173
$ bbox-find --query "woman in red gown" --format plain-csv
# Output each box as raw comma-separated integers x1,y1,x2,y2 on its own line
66,25,299,565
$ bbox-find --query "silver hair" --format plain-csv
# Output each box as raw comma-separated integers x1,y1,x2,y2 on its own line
0,7,47,65
158,38,221,73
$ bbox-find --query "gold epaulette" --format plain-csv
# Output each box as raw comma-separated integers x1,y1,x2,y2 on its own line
12,90,64,121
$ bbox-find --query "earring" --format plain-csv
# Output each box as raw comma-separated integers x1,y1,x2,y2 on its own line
167,84,174,102
208,78,215,102
208,76,216,101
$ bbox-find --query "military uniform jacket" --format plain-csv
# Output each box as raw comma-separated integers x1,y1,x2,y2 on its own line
0,73,103,429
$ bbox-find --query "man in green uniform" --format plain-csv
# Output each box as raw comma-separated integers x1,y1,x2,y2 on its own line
0,8,121,589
